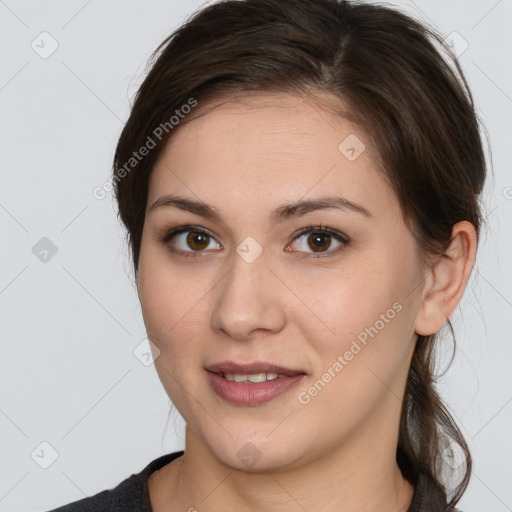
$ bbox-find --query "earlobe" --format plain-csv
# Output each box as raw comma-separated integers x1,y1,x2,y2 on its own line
414,221,477,336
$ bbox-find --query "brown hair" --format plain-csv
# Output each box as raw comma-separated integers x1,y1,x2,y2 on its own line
113,0,487,507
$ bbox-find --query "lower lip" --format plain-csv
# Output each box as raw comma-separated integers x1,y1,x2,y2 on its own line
206,371,306,406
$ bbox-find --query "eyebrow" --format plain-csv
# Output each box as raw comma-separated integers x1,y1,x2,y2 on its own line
147,194,372,223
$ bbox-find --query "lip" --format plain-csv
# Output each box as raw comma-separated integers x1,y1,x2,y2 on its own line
205,360,307,406
205,360,306,377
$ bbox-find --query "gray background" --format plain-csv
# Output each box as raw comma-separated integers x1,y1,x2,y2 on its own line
0,1,510,510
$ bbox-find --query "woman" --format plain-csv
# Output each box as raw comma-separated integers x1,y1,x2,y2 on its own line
49,0,486,510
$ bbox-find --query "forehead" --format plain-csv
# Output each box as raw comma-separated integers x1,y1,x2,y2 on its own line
148,92,395,220
162,92,371,162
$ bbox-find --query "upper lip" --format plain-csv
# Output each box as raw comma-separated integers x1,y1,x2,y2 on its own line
205,361,306,376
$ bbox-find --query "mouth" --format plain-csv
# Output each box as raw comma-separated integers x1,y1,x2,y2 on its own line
205,361,307,380
205,361,307,406
216,372,294,383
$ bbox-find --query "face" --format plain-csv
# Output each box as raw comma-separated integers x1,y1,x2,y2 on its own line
137,93,427,472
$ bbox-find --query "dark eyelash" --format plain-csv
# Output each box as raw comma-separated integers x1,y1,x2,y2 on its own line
158,223,350,258
159,225,210,244
290,223,350,258
158,225,213,259
294,223,350,244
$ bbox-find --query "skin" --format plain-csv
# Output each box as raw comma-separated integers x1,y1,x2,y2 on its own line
136,92,477,512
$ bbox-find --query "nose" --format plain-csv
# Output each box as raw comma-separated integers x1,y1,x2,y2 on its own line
210,247,286,340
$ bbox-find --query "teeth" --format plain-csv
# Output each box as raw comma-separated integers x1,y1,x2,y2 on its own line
223,372,280,383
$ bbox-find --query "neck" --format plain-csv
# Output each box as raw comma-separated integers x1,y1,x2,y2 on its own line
159,425,415,512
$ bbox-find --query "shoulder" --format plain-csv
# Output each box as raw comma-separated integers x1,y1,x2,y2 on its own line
44,450,184,512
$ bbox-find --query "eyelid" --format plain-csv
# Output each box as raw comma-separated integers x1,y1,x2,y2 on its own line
291,224,350,244
159,225,216,244
285,223,349,258
158,223,350,258
158,225,221,258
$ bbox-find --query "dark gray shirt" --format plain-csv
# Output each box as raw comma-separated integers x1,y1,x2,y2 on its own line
45,450,463,511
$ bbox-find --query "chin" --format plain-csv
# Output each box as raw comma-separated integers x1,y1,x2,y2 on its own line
206,433,304,473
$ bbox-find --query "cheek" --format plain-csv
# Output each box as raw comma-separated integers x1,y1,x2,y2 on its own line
303,256,407,349
138,238,198,341
138,247,209,409
300,251,417,398
137,240,218,393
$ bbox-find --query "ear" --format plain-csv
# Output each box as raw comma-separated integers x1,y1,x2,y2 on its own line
414,221,477,336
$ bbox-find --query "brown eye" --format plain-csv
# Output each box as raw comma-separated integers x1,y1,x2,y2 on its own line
185,231,211,251
160,226,221,257
288,225,349,257
160,224,349,259
307,232,332,252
